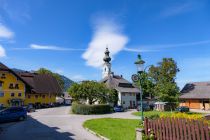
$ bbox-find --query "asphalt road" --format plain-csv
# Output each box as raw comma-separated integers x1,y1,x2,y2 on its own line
0,106,138,140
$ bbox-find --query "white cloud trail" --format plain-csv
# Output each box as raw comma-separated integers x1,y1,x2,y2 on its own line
0,24,14,39
82,19,129,68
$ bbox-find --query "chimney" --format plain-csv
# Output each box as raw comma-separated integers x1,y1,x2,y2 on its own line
120,75,123,78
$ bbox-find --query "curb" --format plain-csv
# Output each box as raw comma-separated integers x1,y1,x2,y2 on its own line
84,127,109,140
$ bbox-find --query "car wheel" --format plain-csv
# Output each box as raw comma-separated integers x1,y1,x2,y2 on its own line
19,116,25,121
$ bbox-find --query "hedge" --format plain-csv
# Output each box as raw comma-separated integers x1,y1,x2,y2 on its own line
71,103,111,115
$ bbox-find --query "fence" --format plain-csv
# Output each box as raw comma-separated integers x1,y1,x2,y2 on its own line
144,117,210,140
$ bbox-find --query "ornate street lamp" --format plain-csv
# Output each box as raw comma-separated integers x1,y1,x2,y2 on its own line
132,54,145,122
135,54,145,74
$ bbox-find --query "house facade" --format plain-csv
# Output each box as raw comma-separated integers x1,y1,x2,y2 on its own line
179,82,210,110
100,48,140,109
0,62,62,107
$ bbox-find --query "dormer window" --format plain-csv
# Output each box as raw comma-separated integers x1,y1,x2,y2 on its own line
1,74,6,79
9,83,14,89
15,84,19,89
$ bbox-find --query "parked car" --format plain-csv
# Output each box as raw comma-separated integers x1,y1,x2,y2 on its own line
114,106,124,112
0,107,27,123
175,106,189,112
0,106,6,111
137,103,150,111
24,104,35,112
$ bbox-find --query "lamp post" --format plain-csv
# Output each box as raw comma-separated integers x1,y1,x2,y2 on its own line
132,54,145,122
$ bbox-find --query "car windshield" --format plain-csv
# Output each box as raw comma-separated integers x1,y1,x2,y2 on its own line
0,108,8,113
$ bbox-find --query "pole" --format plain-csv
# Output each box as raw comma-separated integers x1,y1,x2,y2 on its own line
140,85,144,121
139,74,144,122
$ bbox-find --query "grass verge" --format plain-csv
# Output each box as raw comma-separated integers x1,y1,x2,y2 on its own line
83,118,141,140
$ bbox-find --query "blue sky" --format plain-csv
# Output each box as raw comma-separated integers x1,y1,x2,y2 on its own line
0,0,209,88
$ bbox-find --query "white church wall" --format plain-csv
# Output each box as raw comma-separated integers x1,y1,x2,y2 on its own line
121,92,136,109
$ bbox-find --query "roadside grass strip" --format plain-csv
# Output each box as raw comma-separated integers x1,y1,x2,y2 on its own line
83,118,140,140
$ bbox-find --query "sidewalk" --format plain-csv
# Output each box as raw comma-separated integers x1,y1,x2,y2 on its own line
190,109,210,114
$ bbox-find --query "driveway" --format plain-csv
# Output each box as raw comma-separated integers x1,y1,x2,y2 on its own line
0,106,139,140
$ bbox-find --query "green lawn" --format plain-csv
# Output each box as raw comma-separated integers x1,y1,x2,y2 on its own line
83,118,141,140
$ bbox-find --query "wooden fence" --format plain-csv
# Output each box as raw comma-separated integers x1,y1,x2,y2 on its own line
144,117,210,140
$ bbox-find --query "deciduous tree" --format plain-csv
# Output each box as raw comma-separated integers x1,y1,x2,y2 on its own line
148,58,180,102
68,81,117,105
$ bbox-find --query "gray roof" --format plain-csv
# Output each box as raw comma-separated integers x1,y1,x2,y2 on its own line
180,82,210,99
100,74,140,93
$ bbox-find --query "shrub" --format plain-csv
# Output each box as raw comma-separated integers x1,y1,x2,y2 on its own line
72,103,111,115
160,112,203,120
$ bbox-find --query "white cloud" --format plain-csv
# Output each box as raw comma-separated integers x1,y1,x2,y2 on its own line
0,44,6,57
160,2,195,18
0,24,14,39
30,44,84,51
128,40,210,52
123,47,159,52
82,18,129,68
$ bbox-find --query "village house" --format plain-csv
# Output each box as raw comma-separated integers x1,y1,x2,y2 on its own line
180,82,210,110
100,48,140,109
0,62,62,107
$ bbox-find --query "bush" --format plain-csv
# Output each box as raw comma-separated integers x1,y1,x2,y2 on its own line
72,103,111,115
160,112,203,120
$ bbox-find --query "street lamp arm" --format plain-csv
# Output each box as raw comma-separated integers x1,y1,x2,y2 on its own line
144,65,153,72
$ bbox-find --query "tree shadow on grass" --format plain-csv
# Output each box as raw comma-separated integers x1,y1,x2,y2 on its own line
0,116,75,140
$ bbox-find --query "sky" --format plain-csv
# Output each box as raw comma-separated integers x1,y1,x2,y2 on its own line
0,0,209,88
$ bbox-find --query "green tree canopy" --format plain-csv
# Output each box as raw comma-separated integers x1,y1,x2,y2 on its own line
134,72,155,99
148,58,180,102
68,81,118,105
36,68,64,90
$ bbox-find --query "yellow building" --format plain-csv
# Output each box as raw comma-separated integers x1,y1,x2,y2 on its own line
0,63,62,107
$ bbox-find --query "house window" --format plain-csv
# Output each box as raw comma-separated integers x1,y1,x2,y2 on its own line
35,95,38,99
9,83,13,89
11,93,15,97
0,82,2,91
28,95,31,99
18,93,21,97
123,101,125,104
15,84,19,89
0,92,4,97
122,93,125,96
42,95,45,98
1,74,6,79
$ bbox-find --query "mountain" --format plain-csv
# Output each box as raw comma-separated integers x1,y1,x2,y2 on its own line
12,68,74,92
60,75,74,91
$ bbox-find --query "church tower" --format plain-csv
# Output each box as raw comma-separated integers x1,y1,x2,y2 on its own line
102,47,111,78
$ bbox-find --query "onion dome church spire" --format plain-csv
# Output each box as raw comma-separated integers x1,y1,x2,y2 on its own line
103,47,111,63
102,47,112,78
